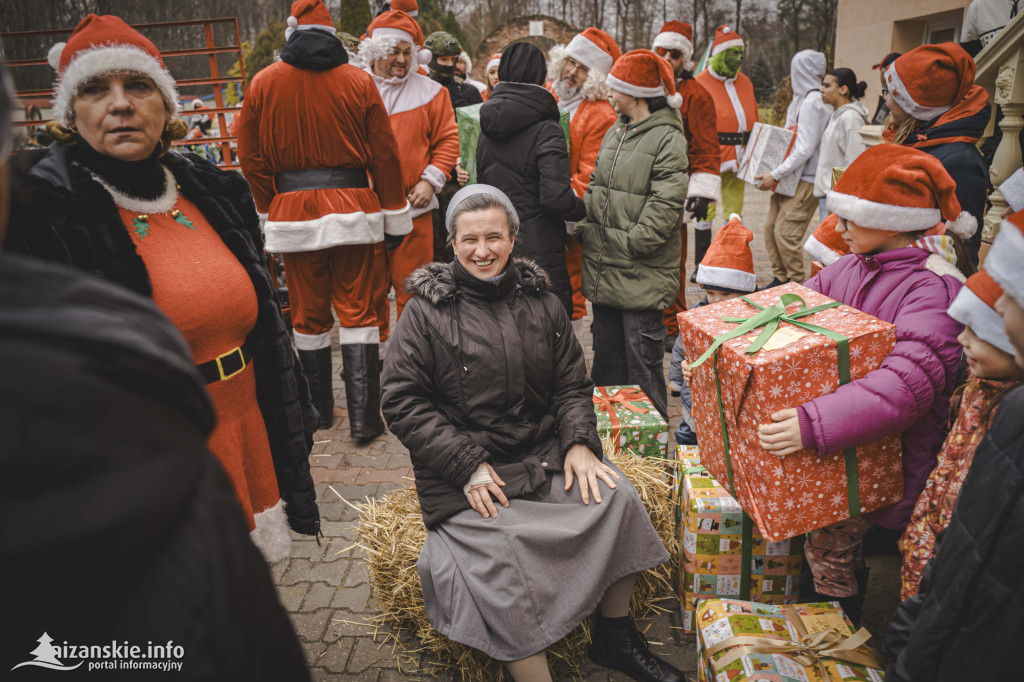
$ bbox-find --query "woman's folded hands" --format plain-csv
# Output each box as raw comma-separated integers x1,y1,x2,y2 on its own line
464,462,508,518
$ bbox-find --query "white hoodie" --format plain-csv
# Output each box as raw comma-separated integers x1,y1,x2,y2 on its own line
813,100,869,197
771,50,832,185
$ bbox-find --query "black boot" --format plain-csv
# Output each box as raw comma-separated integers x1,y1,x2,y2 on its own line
690,229,712,282
588,614,684,682
298,348,334,430
340,343,385,442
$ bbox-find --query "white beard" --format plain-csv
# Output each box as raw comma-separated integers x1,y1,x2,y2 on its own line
551,79,582,102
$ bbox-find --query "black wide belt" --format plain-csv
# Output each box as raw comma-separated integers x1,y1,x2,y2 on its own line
275,167,369,193
196,344,252,384
719,131,751,146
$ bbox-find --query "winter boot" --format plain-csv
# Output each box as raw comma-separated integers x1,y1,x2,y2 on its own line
690,227,712,282
298,348,334,430
588,614,684,682
340,343,385,442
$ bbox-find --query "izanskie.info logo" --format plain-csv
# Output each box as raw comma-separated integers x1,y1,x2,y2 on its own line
11,632,185,673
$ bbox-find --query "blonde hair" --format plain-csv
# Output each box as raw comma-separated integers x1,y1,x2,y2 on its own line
45,111,188,156
888,114,923,146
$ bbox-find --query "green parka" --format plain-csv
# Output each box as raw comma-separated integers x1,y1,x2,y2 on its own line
573,106,689,311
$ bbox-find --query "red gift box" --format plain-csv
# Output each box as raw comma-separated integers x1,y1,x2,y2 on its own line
677,283,904,541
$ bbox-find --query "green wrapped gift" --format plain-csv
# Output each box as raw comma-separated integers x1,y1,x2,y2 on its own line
456,103,570,185
593,385,669,459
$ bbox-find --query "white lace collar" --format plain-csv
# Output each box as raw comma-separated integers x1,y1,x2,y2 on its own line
91,165,178,214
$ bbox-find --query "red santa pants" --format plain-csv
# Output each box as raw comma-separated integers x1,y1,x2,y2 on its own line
282,245,382,350
564,233,587,321
662,223,689,335
375,213,433,342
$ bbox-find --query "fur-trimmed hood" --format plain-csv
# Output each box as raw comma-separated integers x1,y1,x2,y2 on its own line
406,258,551,305
546,45,610,102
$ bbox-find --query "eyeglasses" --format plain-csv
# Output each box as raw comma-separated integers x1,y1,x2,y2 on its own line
655,47,684,60
564,57,590,75
881,87,890,98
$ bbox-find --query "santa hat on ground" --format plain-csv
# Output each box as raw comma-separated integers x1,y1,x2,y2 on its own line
359,10,426,65
391,0,419,17
947,270,1016,356
710,26,744,57
565,28,622,77
486,53,502,73
885,43,976,122
826,144,977,239
986,209,1024,306
652,21,694,63
286,0,336,41
803,214,848,267
607,49,682,108
696,214,757,292
999,167,1024,213
47,14,179,127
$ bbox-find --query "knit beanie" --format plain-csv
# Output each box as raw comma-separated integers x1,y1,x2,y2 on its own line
947,270,1016,356
986,209,1024,306
696,214,757,292
803,214,848,267
606,49,682,108
710,26,744,57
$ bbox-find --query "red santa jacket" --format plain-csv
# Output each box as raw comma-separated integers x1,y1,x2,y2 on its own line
566,98,618,199
694,68,759,173
236,62,411,252
365,69,460,219
677,77,721,201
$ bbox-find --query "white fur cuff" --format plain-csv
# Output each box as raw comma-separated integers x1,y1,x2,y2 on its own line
250,499,292,564
687,172,721,202
421,164,447,193
383,202,413,236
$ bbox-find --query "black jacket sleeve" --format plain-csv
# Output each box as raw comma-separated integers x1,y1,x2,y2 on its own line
536,120,587,221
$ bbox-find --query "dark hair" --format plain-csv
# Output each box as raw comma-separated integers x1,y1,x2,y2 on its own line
646,96,669,113
826,68,867,100
902,229,977,278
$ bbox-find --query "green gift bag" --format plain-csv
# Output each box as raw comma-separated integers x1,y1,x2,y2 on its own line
456,103,570,185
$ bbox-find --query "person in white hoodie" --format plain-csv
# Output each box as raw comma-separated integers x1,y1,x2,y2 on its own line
755,49,832,284
814,68,869,219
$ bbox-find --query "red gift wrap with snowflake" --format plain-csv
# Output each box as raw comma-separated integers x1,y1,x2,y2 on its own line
677,282,904,542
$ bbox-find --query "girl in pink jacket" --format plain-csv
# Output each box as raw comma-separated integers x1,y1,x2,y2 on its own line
757,144,975,625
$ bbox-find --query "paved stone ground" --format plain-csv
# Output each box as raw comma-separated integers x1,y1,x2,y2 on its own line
271,185,901,680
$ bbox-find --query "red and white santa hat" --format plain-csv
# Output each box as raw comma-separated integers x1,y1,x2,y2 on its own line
360,9,425,65
652,21,694,63
285,0,337,40
696,214,757,292
986,209,1024,306
606,49,682,108
947,270,1016,356
486,53,502,73
826,144,977,239
803,214,849,267
47,14,179,127
710,26,744,57
885,43,975,122
999,167,1024,213
391,0,419,17
566,28,622,77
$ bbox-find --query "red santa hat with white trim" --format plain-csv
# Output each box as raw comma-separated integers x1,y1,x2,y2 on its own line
285,0,337,40
606,49,682,109
826,144,977,239
359,9,426,65
47,14,179,128
391,0,419,17
947,270,1015,355
710,26,744,57
999,167,1024,213
652,21,694,63
565,28,622,78
803,214,849,267
884,43,975,123
696,214,757,292
486,53,502,73
986,209,1024,306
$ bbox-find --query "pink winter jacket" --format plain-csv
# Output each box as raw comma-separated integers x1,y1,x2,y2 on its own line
798,247,965,531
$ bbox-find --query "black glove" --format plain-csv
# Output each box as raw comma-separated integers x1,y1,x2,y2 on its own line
685,196,711,222
385,233,405,251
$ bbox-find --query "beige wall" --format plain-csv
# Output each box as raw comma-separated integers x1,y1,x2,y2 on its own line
834,0,970,117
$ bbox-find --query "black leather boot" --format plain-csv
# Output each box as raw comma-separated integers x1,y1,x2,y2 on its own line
690,228,712,282
340,343,385,442
298,348,334,430
588,614,684,682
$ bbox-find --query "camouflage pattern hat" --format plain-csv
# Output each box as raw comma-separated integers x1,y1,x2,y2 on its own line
425,31,461,57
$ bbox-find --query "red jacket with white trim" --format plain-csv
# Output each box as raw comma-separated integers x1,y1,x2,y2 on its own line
677,76,721,201
694,68,759,173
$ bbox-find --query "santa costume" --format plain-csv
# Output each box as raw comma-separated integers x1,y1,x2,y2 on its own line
237,0,411,441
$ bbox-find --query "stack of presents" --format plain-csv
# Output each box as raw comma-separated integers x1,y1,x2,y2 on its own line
592,282,898,680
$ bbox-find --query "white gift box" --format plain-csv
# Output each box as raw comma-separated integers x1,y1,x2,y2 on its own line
737,122,799,197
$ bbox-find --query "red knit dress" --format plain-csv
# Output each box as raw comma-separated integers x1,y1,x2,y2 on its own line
120,197,281,533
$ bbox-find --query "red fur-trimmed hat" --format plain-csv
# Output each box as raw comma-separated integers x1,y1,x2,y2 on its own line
987,209,1024,305
803,214,849,267
486,53,502,73
947,270,1015,355
565,28,621,76
826,144,977,239
884,43,976,122
696,214,756,292
391,0,419,17
360,9,425,65
286,0,336,40
47,14,179,127
607,49,682,108
652,21,694,62
711,26,744,57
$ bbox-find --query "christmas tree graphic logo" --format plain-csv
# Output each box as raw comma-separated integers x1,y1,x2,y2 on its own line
11,633,83,671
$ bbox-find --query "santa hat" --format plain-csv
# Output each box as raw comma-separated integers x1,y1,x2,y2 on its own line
606,49,682,108
652,21,694,63
999,167,1024,213
947,270,1016,356
360,10,426,66
391,0,419,17
565,28,622,76
47,14,179,127
986,210,1024,306
885,43,976,122
710,26,744,57
285,0,336,41
826,144,977,239
696,214,757,292
803,214,848,267
459,51,472,71
486,53,502,73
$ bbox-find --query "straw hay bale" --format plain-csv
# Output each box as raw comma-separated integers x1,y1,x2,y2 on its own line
348,439,677,681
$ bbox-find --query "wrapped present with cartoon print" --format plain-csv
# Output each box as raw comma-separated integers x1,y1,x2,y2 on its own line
677,282,904,541
593,385,670,459
695,598,885,682
671,447,802,633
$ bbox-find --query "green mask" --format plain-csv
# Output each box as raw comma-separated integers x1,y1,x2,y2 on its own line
710,47,745,79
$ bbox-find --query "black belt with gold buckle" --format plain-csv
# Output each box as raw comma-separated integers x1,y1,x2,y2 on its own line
719,131,751,146
196,344,252,384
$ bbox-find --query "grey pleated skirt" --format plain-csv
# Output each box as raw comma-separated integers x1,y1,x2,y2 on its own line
417,459,670,661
